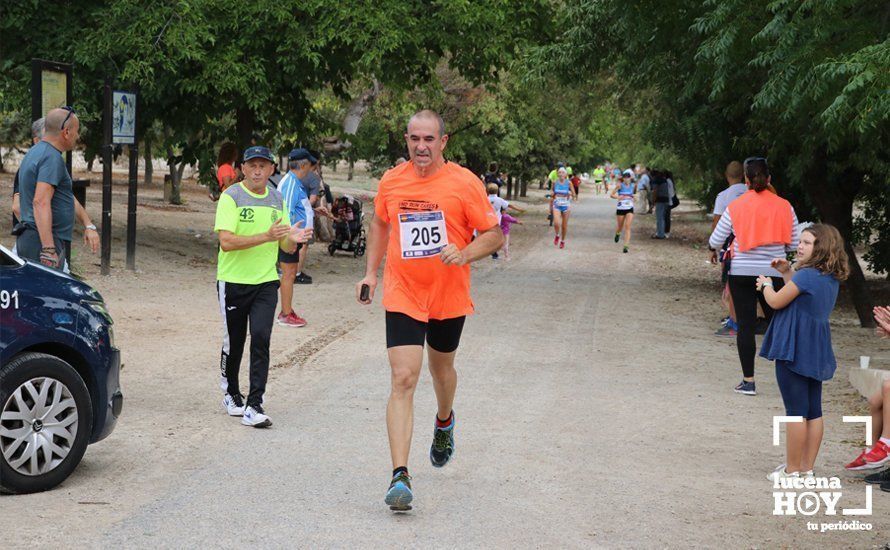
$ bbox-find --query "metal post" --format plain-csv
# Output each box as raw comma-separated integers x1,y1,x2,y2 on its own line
101,82,112,275
126,143,137,270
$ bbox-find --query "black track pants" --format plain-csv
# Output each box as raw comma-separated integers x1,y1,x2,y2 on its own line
217,280,279,407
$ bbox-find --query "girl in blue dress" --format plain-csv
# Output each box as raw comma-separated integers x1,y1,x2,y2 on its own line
756,224,849,482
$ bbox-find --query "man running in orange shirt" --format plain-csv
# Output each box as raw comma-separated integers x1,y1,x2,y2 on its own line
357,110,503,511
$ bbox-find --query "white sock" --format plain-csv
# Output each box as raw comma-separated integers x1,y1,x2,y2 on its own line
880,437,890,446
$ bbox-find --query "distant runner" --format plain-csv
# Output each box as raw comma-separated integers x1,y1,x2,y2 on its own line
550,167,577,249
611,171,636,253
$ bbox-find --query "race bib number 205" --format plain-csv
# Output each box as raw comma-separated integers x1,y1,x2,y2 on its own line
399,211,448,259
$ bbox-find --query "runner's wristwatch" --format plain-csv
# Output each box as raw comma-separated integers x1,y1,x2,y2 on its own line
85,224,97,231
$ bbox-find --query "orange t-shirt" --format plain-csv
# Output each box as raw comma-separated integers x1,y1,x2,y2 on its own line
216,163,236,189
374,161,500,322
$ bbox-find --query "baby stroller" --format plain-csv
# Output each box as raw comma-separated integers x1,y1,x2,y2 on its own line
328,195,367,257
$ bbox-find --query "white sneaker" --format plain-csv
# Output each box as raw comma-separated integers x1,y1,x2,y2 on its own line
767,464,799,482
242,405,272,428
222,394,245,416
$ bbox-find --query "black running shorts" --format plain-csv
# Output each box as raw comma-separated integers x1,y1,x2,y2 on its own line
616,208,634,216
385,311,466,352
278,243,304,264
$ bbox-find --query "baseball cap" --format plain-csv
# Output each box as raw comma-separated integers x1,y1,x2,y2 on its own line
243,146,275,163
288,147,318,164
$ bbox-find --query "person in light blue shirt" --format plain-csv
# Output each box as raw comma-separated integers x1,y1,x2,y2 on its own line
296,151,323,284
275,148,317,327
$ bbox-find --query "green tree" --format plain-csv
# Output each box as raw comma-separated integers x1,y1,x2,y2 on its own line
2,0,550,201
534,0,889,326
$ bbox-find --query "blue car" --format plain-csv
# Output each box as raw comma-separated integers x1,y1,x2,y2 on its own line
0,245,122,494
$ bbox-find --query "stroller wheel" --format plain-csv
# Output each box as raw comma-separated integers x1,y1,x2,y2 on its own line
356,245,365,257
328,243,336,256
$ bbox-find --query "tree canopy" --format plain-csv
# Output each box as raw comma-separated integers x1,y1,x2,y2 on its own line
1,0,549,196
0,0,886,324
531,0,888,325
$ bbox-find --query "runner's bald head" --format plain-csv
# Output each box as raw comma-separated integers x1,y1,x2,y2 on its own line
408,110,445,137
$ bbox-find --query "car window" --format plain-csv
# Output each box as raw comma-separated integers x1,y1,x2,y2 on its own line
0,245,25,268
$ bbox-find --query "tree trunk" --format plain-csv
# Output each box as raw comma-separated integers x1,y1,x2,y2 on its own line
166,160,183,205
0,147,5,173
143,135,153,185
235,107,256,151
166,140,184,205
348,158,355,181
807,153,874,327
521,178,528,197
343,81,380,136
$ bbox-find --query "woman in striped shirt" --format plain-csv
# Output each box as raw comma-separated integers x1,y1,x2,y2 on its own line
708,158,800,396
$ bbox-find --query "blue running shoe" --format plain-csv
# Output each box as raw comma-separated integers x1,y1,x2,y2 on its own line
734,380,756,396
385,471,413,511
430,413,455,468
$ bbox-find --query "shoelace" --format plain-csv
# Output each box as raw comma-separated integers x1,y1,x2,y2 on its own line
391,473,412,487
433,427,452,450
231,394,244,408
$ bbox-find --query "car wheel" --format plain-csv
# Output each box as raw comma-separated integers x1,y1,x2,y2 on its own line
0,352,92,494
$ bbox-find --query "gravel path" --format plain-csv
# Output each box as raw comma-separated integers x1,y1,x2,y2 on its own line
3,186,887,548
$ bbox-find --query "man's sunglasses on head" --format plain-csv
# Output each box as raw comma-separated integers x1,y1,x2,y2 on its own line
60,106,75,130
744,156,767,169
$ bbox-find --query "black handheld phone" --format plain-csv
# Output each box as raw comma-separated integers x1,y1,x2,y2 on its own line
360,284,370,302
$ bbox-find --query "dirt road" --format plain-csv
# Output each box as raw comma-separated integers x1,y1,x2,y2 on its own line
2,180,888,548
